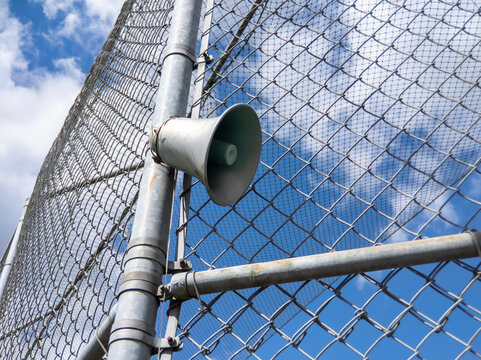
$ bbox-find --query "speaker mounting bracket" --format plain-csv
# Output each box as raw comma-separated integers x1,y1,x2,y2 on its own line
167,259,192,274
157,260,191,301
150,116,179,165
193,52,213,70
109,321,183,354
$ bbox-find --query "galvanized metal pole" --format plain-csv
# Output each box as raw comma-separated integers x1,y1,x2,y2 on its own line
107,0,202,359
166,231,481,300
0,198,29,300
159,0,215,358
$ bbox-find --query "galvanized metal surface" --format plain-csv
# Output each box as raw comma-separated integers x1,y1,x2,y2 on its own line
166,231,481,301
107,0,202,358
159,1,216,358
0,199,29,301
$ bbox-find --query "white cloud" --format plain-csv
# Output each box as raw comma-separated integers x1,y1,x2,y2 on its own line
84,0,125,21
0,2,84,253
33,0,124,47
0,0,128,254
32,0,76,19
57,12,81,37
427,192,460,226
355,274,370,290
0,58,83,159
0,2,28,86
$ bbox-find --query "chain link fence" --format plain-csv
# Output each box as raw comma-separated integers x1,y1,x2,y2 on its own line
0,0,480,359
176,0,481,358
0,0,174,358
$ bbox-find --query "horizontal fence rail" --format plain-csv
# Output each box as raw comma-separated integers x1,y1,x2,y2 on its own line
77,231,481,359
165,232,481,300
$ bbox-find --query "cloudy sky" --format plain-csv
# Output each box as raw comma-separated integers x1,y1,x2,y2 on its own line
0,0,124,254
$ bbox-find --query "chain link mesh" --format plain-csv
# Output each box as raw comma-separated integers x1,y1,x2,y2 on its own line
0,0,480,359
176,0,481,358
0,0,174,358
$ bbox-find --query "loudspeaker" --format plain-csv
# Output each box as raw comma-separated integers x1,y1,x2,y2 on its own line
152,104,262,206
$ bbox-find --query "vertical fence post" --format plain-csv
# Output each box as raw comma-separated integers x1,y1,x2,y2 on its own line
107,0,202,359
159,0,215,358
0,198,29,301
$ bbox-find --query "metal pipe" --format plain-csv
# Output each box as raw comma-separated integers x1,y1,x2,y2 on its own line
48,161,143,197
77,304,117,360
166,231,481,301
160,1,216,359
107,0,202,359
0,199,29,300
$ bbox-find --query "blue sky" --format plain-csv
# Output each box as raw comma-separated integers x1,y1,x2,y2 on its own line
0,0,124,254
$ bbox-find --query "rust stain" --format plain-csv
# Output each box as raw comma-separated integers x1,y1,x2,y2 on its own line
251,259,292,286
274,259,291,267
149,174,158,191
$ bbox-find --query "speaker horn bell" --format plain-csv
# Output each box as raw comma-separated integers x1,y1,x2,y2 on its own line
153,104,262,206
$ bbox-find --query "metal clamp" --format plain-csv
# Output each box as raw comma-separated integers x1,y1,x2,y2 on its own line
150,116,178,164
466,229,481,260
167,259,192,274
119,271,161,296
125,236,168,266
157,260,192,301
118,260,191,298
193,52,214,70
157,284,173,301
125,245,166,265
163,43,196,63
110,319,183,354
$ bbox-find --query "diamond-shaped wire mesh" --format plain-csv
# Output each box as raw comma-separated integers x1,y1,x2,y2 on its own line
0,1,174,358
176,0,481,358
0,0,480,359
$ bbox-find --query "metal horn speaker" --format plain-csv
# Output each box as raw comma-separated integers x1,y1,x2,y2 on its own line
152,104,262,206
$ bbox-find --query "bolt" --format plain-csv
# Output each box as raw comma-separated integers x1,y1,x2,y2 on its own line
179,259,187,268
167,336,175,345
